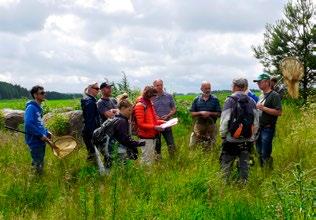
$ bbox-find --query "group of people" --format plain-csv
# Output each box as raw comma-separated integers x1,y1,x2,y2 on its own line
187,73,281,183
23,73,282,183
80,79,177,167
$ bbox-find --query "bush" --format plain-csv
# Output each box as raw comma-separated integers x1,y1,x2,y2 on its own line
46,114,70,136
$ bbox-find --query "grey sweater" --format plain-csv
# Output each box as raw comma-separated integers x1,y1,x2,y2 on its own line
220,91,259,143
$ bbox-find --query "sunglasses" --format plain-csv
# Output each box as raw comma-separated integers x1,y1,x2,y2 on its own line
39,91,46,95
92,87,100,91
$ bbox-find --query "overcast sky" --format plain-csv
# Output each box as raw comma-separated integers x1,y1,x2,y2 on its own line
0,0,288,93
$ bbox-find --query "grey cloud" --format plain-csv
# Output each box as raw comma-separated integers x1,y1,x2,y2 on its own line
173,0,287,32
0,0,51,33
0,0,288,93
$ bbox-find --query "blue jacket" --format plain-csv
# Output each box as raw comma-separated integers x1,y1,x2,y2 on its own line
24,101,48,148
81,95,101,136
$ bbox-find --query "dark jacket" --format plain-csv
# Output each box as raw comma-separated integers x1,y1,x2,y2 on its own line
24,100,48,148
81,95,101,136
113,114,140,150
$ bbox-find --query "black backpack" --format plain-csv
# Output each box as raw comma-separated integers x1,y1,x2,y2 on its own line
228,95,254,139
92,117,119,147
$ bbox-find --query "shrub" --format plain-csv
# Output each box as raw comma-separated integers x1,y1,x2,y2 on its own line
46,114,70,136
42,102,51,115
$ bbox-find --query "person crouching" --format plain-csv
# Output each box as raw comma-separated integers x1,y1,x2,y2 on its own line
111,99,146,163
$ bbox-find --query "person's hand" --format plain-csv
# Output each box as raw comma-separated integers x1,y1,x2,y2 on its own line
41,136,49,142
199,111,210,118
47,132,52,139
256,103,265,111
154,126,164,132
161,115,169,120
112,109,119,114
138,141,146,147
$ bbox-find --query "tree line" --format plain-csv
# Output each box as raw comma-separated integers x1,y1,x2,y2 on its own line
0,81,82,100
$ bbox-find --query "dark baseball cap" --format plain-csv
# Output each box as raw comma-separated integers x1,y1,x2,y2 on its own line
100,82,113,89
253,73,270,82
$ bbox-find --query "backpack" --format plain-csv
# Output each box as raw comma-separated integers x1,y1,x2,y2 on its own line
92,117,119,148
228,95,254,139
130,100,147,136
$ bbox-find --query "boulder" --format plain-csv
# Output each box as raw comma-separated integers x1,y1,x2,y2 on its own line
65,110,83,136
1,109,25,129
52,107,74,113
44,110,83,136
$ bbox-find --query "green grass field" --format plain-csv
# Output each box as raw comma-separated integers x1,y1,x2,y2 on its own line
0,95,315,219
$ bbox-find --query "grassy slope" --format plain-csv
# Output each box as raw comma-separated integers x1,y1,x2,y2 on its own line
0,95,315,219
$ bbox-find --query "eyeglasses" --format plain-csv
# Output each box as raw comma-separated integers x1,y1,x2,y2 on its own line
92,87,100,91
39,91,46,95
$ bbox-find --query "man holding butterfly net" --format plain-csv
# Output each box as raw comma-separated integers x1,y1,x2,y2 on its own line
24,85,52,174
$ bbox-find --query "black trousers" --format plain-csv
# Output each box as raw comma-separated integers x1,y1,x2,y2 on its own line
220,141,252,181
82,132,95,157
155,128,176,157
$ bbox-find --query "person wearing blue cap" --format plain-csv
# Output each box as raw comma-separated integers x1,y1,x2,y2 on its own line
254,73,282,169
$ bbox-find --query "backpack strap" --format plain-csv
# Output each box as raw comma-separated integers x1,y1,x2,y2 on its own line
228,95,239,112
228,95,238,103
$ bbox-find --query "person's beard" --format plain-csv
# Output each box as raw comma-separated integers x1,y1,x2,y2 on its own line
202,91,210,96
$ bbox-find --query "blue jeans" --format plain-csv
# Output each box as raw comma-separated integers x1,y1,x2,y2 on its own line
256,127,275,167
29,145,46,173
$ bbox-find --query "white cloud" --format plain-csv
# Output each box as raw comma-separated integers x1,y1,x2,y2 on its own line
103,0,135,14
0,71,13,82
0,0,19,8
0,0,290,93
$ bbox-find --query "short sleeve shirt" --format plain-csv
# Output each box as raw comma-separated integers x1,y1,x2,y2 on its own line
190,95,221,123
97,97,117,122
259,91,282,127
153,92,176,118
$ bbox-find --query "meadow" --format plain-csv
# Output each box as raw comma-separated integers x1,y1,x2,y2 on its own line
0,94,315,219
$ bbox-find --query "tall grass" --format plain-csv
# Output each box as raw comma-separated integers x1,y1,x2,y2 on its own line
0,96,315,219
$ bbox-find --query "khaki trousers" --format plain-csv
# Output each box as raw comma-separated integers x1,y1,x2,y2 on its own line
140,139,157,165
189,122,217,150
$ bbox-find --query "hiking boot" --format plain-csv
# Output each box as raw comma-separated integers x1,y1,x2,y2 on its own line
87,154,97,165
32,165,44,175
155,154,162,161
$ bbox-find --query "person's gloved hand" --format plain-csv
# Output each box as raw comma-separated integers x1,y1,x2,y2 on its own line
138,141,146,147
47,131,52,139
